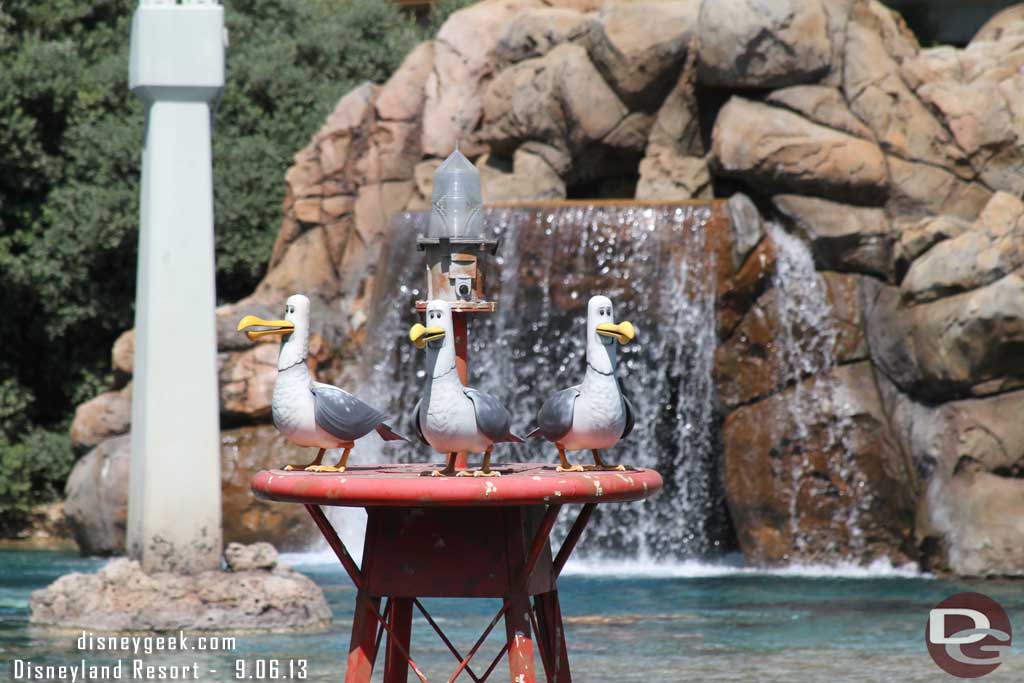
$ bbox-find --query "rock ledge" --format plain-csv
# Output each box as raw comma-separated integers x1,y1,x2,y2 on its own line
29,544,331,633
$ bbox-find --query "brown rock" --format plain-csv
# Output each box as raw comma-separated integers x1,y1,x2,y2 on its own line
477,148,566,201
218,344,278,421
883,385,1024,576
224,541,278,572
715,271,869,408
376,42,434,122
723,362,916,565
893,214,971,279
482,43,628,156
698,0,831,88
710,97,887,203
29,556,331,632
70,384,132,452
585,0,698,106
422,0,541,157
646,53,703,155
843,4,969,173
885,156,992,221
971,4,1024,45
64,435,131,556
716,237,776,339
766,85,873,139
635,149,710,200
867,274,1024,400
773,194,893,279
64,426,322,556
111,329,134,387
255,227,339,304
353,120,421,184
902,192,1024,304
726,192,764,273
495,7,590,64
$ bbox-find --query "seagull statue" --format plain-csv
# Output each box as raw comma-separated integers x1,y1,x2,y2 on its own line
408,299,522,477
528,295,636,471
237,294,406,472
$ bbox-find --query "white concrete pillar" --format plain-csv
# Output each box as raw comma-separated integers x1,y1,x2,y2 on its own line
127,0,226,574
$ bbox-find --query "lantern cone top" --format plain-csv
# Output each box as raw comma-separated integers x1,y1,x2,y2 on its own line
427,148,484,239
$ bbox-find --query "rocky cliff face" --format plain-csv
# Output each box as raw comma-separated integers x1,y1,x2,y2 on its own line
69,0,1024,576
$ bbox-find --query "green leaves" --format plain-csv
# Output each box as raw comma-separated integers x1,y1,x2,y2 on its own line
0,0,435,529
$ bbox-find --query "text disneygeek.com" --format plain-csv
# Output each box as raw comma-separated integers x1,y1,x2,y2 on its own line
8,630,307,681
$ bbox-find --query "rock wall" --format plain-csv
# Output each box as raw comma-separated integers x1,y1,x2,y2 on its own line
68,0,1024,575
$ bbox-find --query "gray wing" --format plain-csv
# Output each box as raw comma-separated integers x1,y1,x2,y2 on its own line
621,391,635,440
311,382,388,442
463,387,520,443
536,386,580,443
410,398,429,446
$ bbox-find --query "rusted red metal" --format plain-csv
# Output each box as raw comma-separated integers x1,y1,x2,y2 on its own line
252,466,662,682
253,463,661,507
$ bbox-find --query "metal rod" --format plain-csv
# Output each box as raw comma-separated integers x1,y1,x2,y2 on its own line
518,505,561,589
527,604,553,682
447,603,509,683
480,643,509,682
304,505,429,683
553,503,596,578
305,504,364,590
414,599,482,683
371,598,390,669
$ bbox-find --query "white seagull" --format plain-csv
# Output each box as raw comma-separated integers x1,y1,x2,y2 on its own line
528,295,636,471
408,299,522,476
237,294,406,472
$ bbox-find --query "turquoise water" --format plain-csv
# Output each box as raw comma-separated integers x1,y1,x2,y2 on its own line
3,550,1024,682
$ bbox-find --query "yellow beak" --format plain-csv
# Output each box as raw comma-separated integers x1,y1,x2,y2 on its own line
409,323,446,349
596,321,636,345
237,315,295,341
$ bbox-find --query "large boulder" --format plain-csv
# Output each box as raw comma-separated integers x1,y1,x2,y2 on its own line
901,192,1024,304
494,7,590,64
773,194,892,280
867,274,1024,400
711,97,888,203
698,0,831,88
64,426,320,555
723,362,916,564
422,0,542,157
881,385,1024,576
70,384,132,453
584,0,699,107
30,554,331,632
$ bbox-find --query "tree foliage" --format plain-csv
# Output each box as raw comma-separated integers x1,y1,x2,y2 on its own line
0,0,454,530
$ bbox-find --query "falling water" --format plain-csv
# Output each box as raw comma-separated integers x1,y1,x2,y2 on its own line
347,204,729,561
767,223,871,560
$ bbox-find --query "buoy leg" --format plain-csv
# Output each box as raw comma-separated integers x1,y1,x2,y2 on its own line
470,446,501,477
555,445,584,473
285,447,326,472
430,453,458,477
589,449,626,471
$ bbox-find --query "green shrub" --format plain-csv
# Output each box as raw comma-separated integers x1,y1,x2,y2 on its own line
0,0,441,530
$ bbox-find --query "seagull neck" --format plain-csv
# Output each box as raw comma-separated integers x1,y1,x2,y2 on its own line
278,357,311,384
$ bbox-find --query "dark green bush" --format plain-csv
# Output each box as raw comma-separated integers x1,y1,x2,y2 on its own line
0,0,458,531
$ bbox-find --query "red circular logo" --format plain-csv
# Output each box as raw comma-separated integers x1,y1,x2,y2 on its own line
927,592,1012,678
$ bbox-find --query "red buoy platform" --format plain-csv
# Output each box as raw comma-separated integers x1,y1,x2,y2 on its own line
252,463,663,683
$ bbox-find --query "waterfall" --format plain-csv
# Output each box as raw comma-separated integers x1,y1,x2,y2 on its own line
767,223,871,560
335,204,729,561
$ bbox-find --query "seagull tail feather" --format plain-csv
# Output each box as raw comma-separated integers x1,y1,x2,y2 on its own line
525,427,542,440
376,423,407,442
505,431,525,444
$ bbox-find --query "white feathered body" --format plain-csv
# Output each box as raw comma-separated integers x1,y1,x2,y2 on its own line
272,363,347,449
421,370,491,454
562,367,626,451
